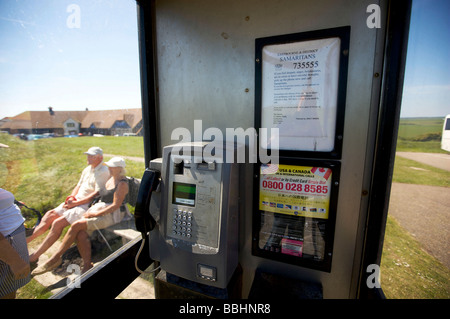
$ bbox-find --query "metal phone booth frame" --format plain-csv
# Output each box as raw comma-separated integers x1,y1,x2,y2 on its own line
136,0,411,299
52,0,410,300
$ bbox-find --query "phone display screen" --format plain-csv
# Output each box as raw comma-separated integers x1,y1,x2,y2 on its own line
173,182,196,206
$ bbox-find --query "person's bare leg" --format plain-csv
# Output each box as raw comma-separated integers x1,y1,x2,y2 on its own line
32,220,88,275
27,209,59,243
76,230,92,272
46,220,88,266
29,216,69,262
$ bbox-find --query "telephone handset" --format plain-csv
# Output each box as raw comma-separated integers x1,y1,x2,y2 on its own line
134,168,160,238
134,168,161,274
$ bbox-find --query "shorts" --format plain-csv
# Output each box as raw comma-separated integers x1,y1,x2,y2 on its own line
0,224,31,297
54,202,90,224
85,202,126,233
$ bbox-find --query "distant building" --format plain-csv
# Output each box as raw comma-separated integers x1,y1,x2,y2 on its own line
0,108,143,136
80,109,143,136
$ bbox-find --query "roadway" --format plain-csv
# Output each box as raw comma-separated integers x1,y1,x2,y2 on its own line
389,152,449,268
396,152,450,172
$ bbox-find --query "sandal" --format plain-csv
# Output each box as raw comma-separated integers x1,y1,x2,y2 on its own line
31,257,62,276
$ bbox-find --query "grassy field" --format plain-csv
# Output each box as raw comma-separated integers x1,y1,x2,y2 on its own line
397,117,443,139
396,117,446,153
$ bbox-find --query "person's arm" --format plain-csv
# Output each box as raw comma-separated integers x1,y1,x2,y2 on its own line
84,181,128,218
65,185,80,204
65,190,99,208
65,169,109,208
64,168,86,204
0,233,29,280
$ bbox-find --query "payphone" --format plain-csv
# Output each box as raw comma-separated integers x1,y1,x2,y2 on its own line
135,141,240,289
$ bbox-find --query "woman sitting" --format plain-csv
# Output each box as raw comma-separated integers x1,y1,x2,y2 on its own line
32,157,129,275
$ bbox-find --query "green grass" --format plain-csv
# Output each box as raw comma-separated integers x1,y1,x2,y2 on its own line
396,117,447,153
15,279,53,299
397,117,443,139
396,140,446,153
392,156,450,187
397,140,448,154
381,217,450,299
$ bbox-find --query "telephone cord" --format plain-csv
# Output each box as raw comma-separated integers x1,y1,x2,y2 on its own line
135,235,161,275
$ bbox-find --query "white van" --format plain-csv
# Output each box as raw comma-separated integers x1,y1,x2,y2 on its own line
442,114,450,152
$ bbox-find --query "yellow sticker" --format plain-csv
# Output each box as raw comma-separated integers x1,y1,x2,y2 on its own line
259,164,332,219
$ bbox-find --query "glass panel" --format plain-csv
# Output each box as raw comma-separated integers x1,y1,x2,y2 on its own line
380,0,450,299
0,1,152,299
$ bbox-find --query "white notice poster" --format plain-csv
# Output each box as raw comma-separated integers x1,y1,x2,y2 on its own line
261,37,341,152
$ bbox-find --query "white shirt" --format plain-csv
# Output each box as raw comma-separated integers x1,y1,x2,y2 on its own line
75,163,110,200
0,188,25,237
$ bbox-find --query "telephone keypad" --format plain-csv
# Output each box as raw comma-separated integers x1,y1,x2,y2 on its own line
171,208,194,239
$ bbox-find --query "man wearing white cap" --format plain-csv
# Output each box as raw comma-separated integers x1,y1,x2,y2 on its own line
27,147,110,263
32,157,129,274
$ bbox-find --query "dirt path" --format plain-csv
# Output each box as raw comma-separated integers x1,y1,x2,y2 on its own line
390,152,449,268
388,182,450,268
397,152,450,171
389,152,449,268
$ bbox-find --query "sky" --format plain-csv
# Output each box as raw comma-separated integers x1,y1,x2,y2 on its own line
0,0,141,118
400,0,450,117
0,0,449,119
